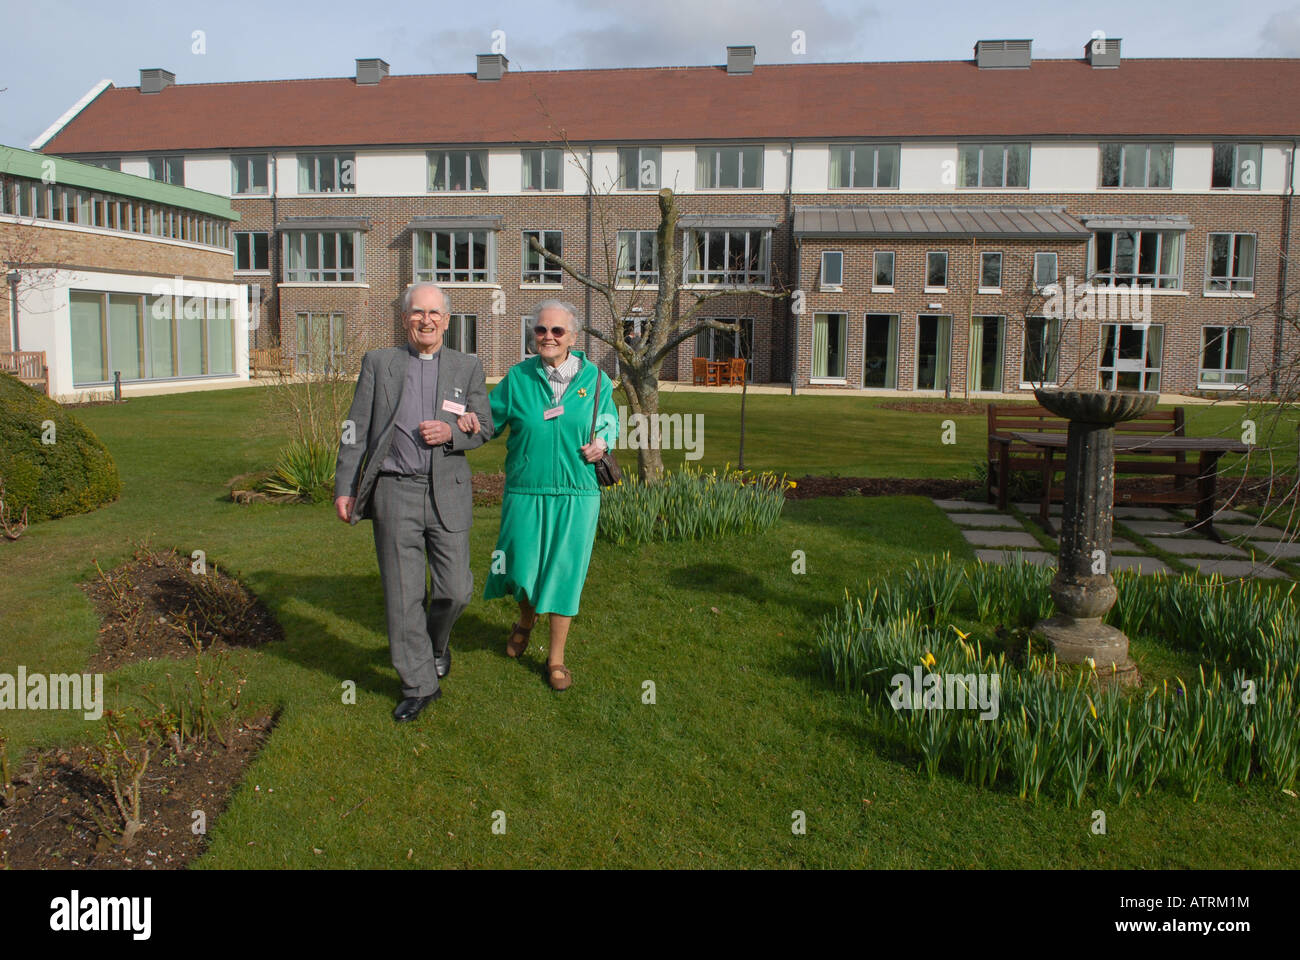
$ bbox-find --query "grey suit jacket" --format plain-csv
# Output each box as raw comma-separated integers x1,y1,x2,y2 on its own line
334,345,492,532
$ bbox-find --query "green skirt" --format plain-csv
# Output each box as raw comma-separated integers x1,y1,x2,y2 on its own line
483,492,601,616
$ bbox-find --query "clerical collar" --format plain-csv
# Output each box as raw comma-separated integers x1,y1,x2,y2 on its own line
407,343,440,360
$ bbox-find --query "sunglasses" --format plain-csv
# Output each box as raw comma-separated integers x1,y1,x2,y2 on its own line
533,325,569,338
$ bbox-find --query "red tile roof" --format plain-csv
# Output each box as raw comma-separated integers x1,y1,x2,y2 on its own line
40,58,1300,154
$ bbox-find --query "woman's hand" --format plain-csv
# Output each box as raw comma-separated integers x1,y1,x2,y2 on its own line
457,411,481,435
579,437,607,463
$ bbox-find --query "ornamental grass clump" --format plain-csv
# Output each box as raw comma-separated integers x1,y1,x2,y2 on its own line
816,555,1300,804
597,465,790,545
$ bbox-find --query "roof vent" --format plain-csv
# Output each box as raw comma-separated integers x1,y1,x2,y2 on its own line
726,45,756,75
140,68,175,94
974,39,1032,69
1085,37,1121,68
356,58,389,85
476,54,508,81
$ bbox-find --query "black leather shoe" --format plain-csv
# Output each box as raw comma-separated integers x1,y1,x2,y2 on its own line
435,646,451,679
392,689,441,722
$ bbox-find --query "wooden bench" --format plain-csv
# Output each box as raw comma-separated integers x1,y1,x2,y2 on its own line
987,402,1191,510
250,347,292,377
0,350,48,394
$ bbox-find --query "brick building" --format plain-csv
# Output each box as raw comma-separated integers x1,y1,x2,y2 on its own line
0,144,246,400
30,41,1300,397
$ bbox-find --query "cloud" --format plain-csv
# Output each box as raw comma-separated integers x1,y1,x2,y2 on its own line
1259,5,1300,55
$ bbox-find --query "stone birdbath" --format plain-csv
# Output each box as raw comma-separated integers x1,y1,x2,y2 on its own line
1032,389,1156,688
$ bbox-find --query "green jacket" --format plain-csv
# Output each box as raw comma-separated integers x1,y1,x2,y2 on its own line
489,351,619,496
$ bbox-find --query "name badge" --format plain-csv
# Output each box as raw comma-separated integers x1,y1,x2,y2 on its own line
442,399,467,415
543,405,565,420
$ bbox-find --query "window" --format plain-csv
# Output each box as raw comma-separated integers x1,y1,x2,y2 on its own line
958,143,1029,188
925,252,948,290
521,316,537,360
821,251,843,289
1099,143,1173,188
283,231,362,282
298,152,355,193
617,147,661,190
1200,326,1249,386
1206,233,1256,293
829,144,900,189
414,230,492,283
617,230,659,284
522,149,562,191
696,318,755,373
234,232,270,271
70,289,235,385
863,314,899,388
85,158,120,171
446,314,477,354
916,316,952,390
522,230,562,284
1023,317,1060,384
695,146,763,189
428,150,487,191
1099,323,1163,392
1093,231,1182,288
1212,143,1261,190
873,251,895,289
684,229,770,285
147,156,184,185
979,252,1002,291
969,316,1004,392
811,313,846,380
295,312,346,375
231,154,268,195
1034,252,1058,288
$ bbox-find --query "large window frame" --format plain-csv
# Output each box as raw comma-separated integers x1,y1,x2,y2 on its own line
617,146,662,190
1199,326,1249,387
1211,143,1261,190
521,149,563,191
522,230,563,285
863,313,899,389
1205,232,1256,294
821,250,844,289
695,318,755,376
234,231,270,272
1099,142,1173,189
1092,230,1183,289
428,149,487,192
147,156,184,185
616,230,659,285
231,154,268,195
958,143,1029,188
446,314,477,354
873,250,895,290
811,313,847,382
925,251,949,292
297,152,356,194
915,315,953,391
695,145,763,189
294,311,346,375
979,252,1002,292
413,230,494,284
1022,316,1061,386
683,229,771,285
828,143,900,189
283,230,363,282
1099,323,1164,392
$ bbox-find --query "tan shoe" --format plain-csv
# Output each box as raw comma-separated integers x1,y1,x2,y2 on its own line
506,621,533,658
547,662,572,692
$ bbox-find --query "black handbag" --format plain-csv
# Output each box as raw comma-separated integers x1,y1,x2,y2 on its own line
589,365,622,486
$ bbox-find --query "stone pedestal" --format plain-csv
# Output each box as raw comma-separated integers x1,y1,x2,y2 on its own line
1033,390,1154,688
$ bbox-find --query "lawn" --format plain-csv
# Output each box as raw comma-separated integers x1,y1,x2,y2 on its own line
0,384,1296,868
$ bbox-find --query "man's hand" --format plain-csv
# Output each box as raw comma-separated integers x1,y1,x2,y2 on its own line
335,496,355,523
579,437,607,463
456,411,482,435
419,420,452,446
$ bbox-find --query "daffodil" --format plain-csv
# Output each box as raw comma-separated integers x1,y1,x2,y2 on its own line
921,651,936,669
951,626,970,641
1085,695,1097,719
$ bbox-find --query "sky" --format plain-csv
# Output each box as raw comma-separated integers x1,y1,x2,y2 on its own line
3,0,1300,149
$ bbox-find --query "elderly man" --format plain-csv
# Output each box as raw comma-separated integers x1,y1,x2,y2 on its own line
334,282,492,722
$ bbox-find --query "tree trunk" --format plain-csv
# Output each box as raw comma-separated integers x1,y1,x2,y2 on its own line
622,369,665,481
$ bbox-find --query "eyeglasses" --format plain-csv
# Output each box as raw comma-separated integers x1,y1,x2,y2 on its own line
533,325,569,338
409,309,445,321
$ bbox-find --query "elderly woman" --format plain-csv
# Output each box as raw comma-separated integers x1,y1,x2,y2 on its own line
458,300,617,690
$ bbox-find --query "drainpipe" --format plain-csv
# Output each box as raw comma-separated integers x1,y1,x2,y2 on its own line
585,146,593,360
785,140,795,390
1273,140,1296,398
6,269,18,352
791,236,801,396
270,151,280,349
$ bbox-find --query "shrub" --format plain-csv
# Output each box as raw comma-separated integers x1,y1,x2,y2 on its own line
258,439,335,502
597,465,790,545
0,371,121,523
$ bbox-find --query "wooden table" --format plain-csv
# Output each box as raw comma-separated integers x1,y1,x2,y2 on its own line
707,360,727,385
1009,432,1252,540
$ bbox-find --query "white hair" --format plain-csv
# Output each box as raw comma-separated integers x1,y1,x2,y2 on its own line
402,282,451,315
531,299,584,334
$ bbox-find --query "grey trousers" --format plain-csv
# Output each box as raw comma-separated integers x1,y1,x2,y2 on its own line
371,474,473,698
